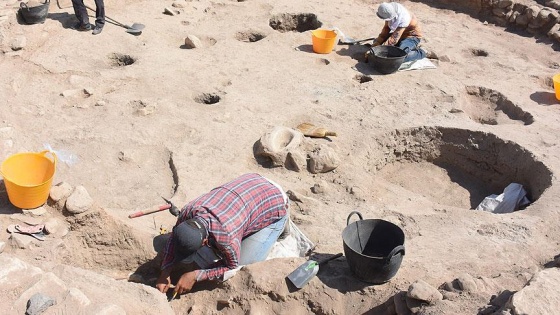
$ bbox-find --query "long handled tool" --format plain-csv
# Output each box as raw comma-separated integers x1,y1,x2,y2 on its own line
287,253,343,289
128,197,180,218
85,5,145,34
339,37,376,45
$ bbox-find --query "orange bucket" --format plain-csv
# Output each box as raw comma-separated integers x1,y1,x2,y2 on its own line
554,73,560,101
0,150,56,209
311,29,337,54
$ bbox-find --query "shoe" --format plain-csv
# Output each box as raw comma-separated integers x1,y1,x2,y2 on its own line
92,26,103,35
73,22,92,31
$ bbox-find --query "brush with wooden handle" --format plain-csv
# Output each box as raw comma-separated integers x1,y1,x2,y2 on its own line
296,123,337,138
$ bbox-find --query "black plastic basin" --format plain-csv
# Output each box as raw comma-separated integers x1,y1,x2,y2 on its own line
369,46,407,74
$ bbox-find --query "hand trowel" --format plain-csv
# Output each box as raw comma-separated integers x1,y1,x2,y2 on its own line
287,253,343,289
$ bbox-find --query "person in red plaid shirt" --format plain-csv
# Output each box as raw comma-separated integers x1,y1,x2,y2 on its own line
156,173,289,296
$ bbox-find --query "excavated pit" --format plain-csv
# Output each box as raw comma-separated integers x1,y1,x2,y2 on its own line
462,86,534,125
269,13,322,33
372,127,552,209
109,53,136,67
194,93,221,105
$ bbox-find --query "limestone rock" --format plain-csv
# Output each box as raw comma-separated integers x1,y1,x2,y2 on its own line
254,126,307,171
172,1,185,8
65,186,93,214
44,218,61,235
0,241,5,253
405,295,424,313
22,206,47,216
311,180,329,194
407,280,443,304
515,13,529,26
11,36,26,51
95,304,126,315
506,268,560,315
63,288,91,307
184,34,203,48
308,144,340,173
496,0,513,9
393,291,412,315
10,233,34,249
164,7,179,16
457,273,478,292
26,293,56,315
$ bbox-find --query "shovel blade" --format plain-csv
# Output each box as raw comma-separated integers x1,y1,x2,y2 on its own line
130,23,145,31
287,260,319,289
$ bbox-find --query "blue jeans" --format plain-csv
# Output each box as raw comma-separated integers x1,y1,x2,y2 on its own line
239,213,288,265
398,37,425,62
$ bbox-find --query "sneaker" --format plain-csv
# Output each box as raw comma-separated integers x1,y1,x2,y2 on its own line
92,26,103,35
73,22,92,31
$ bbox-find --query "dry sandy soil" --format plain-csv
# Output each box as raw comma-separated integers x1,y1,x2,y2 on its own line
1,0,560,314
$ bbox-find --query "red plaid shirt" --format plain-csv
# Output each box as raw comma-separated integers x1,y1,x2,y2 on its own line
161,173,288,281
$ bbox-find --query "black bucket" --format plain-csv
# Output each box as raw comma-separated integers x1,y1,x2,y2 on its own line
369,46,407,74
342,211,405,284
19,0,50,25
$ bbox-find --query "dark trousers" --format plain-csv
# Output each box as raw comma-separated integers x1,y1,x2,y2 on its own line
71,0,105,28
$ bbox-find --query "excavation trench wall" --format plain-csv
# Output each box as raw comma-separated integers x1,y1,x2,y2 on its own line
413,0,560,44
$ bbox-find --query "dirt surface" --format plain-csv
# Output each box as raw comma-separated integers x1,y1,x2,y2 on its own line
1,0,560,314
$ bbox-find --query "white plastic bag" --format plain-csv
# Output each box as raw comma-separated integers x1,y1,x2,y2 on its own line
475,183,530,214
43,143,78,166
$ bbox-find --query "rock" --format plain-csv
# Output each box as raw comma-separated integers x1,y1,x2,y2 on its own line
311,180,329,194
286,190,320,204
60,89,83,98
508,11,519,23
63,288,90,307
490,290,514,307
44,218,61,234
457,273,478,292
94,304,126,315
515,13,529,26
0,241,5,253
128,273,145,283
393,291,412,315
26,293,56,315
407,280,443,304
172,1,185,8
308,144,340,173
22,206,47,217
95,100,106,106
555,255,560,267
10,233,34,249
136,104,156,116
405,295,425,313
526,5,541,21
439,54,451,62
492,8,508,18
50,182,73,202
84,88,94,96
65,186,93,215
164,7,179,16
506,268,560,315
497,0,513,9
254,126,307,171
184,34,203,48
11,36,26,51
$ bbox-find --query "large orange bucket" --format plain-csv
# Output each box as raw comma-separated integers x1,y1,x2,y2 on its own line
311,29,337,54
553,73,560,101
0,150,57,209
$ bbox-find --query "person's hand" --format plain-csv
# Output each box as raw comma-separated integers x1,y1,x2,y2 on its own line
174,271,197,295
156,269,172,293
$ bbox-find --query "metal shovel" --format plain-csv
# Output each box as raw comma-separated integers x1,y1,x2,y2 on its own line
339,37,376,45
287,253,343,289
85,5,145,34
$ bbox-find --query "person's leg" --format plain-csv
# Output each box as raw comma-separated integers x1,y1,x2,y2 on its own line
94,0,105,29
71,0,89,27
238,214,288,265
398,37,426,62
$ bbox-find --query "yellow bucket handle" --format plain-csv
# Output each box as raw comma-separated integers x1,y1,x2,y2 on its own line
39,150,57,169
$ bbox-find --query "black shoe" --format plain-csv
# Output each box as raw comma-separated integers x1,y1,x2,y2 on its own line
73,22,92,31
92,26,103,35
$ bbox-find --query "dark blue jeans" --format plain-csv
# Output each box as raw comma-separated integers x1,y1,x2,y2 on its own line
398,37,425,62
71,0,105,28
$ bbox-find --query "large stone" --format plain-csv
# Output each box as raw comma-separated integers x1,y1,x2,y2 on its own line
44,218,61,235
10,36,26,51
545,0,560,9
10,233,34,249
506,268,560,315
26,293,56,315
94,304,126,315
407,280,443,304
515,13,530,26
308,144,340,173
457,273,478,293
254,126,308,171
497,0,513,9
63,288,91,307
184,34,202,48
65,186,93,214
49,182,73,202
492,8,508,18
526,5,541,21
